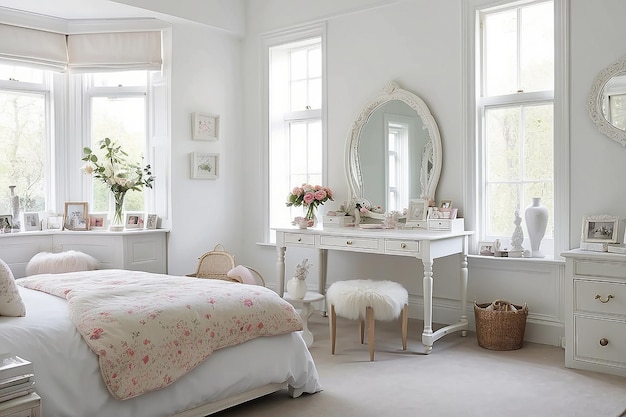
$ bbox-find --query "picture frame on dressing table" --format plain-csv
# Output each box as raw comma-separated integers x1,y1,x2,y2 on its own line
405,199,428,228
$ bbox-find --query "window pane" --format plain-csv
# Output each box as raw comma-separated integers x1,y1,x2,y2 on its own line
289,122,307,174
487,182,520,237
308,78,322,109
484,9,518,96
91,71,147,87
308,47,321,78
520,2,554,92
290,80,307,111
307,121,322,172
290,49,307,80
0,64,44,84
609,95,626,130
523,104,553,180
90,96,146,212
0,91,46,214
485,107,520,182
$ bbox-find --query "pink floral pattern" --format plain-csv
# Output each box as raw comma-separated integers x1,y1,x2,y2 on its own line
17,269,303,400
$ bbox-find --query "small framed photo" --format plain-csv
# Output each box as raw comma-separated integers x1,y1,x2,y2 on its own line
88,213,108,230
125,213,145,229
581,215,620,244
44,215,64,230
190,152,219,179
478,241,495,256
407,199,428,222
64,202,88,230
191,112,219,141
0,214,12,232
439,200,452,209
145,214,158,229
23,212,40,231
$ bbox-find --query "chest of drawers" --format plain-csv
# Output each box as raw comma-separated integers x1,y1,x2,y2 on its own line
562,249,626,377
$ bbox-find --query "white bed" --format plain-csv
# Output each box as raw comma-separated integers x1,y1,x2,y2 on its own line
0,274,321,417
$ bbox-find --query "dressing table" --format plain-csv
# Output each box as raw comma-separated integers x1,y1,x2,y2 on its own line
277,81,473,352
275,225,472,353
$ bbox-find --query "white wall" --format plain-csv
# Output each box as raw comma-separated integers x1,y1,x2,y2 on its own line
166,22,245,275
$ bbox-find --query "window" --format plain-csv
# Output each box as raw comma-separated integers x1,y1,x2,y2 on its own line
474,0,557,256
83,71,150,213
265,24,326,242
0,65,50,215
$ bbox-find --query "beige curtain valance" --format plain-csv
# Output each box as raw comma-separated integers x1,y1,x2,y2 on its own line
0,24,162,73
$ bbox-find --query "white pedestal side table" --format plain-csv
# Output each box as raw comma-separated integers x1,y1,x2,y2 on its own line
283,291,325,348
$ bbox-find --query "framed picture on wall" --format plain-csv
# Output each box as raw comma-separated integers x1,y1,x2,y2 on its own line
190,152,219,179
191,112,219,141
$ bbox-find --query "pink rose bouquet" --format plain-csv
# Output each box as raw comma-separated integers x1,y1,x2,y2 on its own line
286,184,334,222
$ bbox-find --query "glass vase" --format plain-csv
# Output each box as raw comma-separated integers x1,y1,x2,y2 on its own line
304,205,317,227
110,191,127,231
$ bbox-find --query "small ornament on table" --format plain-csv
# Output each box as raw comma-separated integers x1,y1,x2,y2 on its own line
383,211,401,229
509,210,525,258
287,258,311,299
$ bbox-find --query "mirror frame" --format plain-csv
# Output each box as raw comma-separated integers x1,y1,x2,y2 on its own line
587,55,626,147
345,81,442,210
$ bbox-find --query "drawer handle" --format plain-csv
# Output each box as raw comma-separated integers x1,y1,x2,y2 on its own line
599,338,609,347
594,294,614,303
400,243,407,249
346,240,352,245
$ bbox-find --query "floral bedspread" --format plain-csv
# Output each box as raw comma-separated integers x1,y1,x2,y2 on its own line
17,269,303,400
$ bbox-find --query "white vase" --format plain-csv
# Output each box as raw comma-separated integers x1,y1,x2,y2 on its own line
524,197,548,258
287,277,307,299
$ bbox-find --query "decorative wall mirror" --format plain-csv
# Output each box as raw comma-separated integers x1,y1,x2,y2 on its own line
345,81,442,216
588,55,626,146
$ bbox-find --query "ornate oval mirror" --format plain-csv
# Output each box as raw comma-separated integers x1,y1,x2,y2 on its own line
587,55,626,146
345,81,442,213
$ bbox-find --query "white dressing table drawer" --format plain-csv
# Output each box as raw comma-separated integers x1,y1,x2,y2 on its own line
573,259,626,280
284,233,315,247
385,239,419,255
574,315,626,366
575,279,626,316
319,235,380,252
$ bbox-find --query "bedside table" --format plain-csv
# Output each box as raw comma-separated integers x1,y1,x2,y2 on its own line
0,393,41,417
283,291,325,348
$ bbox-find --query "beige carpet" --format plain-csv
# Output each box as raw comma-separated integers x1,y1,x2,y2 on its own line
216,313,626,417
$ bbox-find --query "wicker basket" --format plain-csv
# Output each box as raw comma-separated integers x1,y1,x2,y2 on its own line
474,299,528,351
187,244,237,282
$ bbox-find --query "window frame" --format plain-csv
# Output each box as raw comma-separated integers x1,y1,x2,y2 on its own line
463,0,569,259
261,22,327,243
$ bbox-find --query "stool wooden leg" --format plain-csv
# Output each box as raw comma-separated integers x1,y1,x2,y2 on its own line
359,319,365,344
330,304,337,354
401,303,408,351
367,306,375,361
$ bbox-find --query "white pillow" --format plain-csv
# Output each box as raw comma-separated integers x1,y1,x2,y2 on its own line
25,250,100,276
227,265,258,285
0,258,26,317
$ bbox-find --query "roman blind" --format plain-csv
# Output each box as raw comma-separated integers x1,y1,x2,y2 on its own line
0,24,67,72
67,31,162,73
0,24,162,73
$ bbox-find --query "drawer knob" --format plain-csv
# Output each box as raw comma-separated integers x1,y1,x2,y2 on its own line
594,294,614,303
297,238,302,242
346,240,352,245
401,243,407,249
599,338,609,347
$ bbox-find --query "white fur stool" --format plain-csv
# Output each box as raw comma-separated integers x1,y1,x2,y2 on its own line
326,279,408,361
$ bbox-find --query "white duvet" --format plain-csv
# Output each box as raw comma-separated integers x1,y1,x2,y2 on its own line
0,285,322,417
